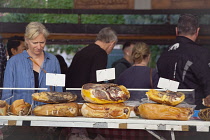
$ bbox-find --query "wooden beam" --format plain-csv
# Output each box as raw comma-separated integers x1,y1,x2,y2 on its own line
1,33,210,45
0,22,209,35
1,22,210,45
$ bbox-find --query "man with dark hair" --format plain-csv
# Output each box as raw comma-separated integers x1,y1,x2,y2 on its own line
7,36,26,59
157,14,210,109
65,27,118,88
112,42,134,83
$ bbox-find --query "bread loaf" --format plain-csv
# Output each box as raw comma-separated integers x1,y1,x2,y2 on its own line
33,102,79,117
138,103,193,121
146,89,185,106
0,100,9,116
81,83,130,104
10,99,31,116
81,103,131,119
32,92,77,103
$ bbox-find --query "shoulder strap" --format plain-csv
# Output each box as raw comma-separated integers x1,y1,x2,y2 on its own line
29,57,47,73
150,68,154,89
29,57,53,91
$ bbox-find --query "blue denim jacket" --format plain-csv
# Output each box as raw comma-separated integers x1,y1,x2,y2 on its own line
2,50,63,106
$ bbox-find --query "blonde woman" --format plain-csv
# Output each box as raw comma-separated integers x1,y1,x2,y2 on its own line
117,42,159,88
2,22,62,105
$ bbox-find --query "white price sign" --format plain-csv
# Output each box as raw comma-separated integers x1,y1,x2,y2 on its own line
96,68,115,82
157,77,179,92
46,73,65,87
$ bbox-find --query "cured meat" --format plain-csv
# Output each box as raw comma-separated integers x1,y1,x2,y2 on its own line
146,89,185,106
138,103,193,121
33,102,79,117
10,99,31,116
0,100,9,116
202,95,210,107
81,103,131,119
32,92,77,103
81,83,130,104
199,108,210,121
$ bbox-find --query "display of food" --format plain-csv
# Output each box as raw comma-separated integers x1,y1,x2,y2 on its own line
81,83,130,104
81,103,131,119
146,89,185,106
198,108,210,121
10,99,31,116
33,102,79,117
202,95,210,107
0,84,197,125
138,103,193,121
0,100,9,116
32,91,77,103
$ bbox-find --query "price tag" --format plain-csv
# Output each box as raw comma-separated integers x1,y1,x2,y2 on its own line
96,68,115,82
93,122,108,128
157,124,166,130
157,77,179,92
46,73,65,87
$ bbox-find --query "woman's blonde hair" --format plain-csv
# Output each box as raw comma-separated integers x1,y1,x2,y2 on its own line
24,22,49,40
132,42,150,63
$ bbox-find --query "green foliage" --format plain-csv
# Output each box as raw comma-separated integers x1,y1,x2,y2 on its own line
0,0,73,9
81,15,125,24
0,13,27,22
200,15,210,24
124,15,168,24
46,44,85,55
150,45,167,68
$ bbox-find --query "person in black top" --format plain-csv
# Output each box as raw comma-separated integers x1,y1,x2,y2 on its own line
111,42,134,83
157,14,210,109
55,54,68,74
65,27,118,88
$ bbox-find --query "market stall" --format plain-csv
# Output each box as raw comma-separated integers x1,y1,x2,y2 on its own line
0,87,206,140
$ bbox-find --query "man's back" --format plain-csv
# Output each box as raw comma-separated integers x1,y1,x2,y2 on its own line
157,36,210,109
65,44,107,88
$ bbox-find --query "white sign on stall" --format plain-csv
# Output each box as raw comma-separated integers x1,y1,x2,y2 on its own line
157,77,179,92
46,73,66,87
96,68,115,82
